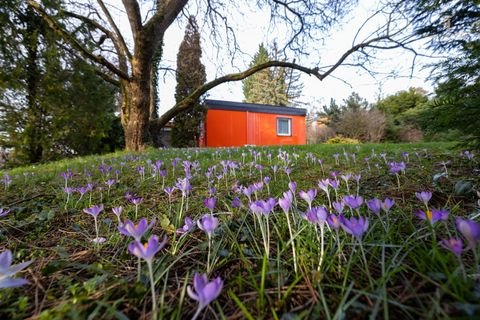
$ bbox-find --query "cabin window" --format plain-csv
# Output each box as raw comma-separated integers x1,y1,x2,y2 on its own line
277,118,292,136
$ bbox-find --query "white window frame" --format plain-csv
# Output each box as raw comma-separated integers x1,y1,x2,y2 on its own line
277,117,292,136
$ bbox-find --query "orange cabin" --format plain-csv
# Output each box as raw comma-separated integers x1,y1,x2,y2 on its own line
202,99,307,147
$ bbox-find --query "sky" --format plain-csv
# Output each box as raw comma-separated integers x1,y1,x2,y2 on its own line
113,0,440,115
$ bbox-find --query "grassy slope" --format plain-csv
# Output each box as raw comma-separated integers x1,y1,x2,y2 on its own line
0,142,479,319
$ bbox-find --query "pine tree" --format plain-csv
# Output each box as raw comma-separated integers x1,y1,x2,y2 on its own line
171,16,207,148
0,1,121,165
243,43,272,104
242,43,303,106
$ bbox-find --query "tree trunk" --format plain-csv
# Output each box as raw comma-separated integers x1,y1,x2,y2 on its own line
121,77,151,151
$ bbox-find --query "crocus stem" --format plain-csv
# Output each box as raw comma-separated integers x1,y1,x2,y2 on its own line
317,224,325,271
147,261,157,320
207,235,212,274
473,248,480,275
137,257,141,282
178,196,185,225
191,306,203,320
358,240,374,289
285,210,298,274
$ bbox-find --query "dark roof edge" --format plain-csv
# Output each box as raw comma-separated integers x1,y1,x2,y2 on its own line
205,99,307,116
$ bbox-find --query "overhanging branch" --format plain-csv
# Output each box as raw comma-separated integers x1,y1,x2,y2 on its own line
152,60,323,129
27,0,130,81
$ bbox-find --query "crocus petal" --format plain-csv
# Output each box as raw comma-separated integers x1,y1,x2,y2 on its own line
193,273,208,293
201,277,223,304
7,260,33,275
186,285,199,301
0,277,29,288
0,250,13,270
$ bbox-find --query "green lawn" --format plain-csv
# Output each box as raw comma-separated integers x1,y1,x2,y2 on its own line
1,141,479,319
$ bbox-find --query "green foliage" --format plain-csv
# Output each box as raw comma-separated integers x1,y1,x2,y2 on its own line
403,0,480,147
0,1,122,166
320,98,342,124
171,17,206,148
324,136,361,144
242,43,303,106
342,91,369,112
2,141,477,319
376,87,428,119
374,87,429,142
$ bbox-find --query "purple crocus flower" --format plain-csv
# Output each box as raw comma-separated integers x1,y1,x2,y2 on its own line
242,185,255,199
341,216,369,239
440,238,463,257
388,161,406,174
288,181,297,193
177,217,196,235
128,235,167,262
203,198,217,212
302,206,328,225
327,214,341,230
0,249,33,288
353,174,361,183
264,198,277,212
130,197,143,206
332,201,344,215
77,186,88,197
231,197,241,208
187,273,223,318
278,191,293,214
0,208,11,217
112,206,123,224
164,186,176,197
415,191,432,206
118,218,155,241
456,217,480,250
249,200,269,215
317,179,330,193
415,208,449,225
343,195,363,210
340,174,351,186
63,187,74,195
328,179,340,190
366,198,382,215
382,198,395,212
106,179,116,187
197,214,219,237
299,189,317,208
60,170,73,181
83,204,104,218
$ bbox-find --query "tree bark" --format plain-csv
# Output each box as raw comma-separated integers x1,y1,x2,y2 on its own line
121,78,150,151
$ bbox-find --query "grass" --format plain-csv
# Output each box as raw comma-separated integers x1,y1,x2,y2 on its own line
0,141,479,319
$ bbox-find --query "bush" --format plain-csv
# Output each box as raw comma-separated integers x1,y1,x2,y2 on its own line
325,136,361,144
307,124,336,144
334,109,387,142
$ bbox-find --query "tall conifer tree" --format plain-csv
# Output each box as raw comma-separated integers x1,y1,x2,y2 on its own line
243,43,302,106
172,16,207,148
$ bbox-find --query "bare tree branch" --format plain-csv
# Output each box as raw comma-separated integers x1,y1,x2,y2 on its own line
121,0,142,39
97,0,132,61
27,0,130,81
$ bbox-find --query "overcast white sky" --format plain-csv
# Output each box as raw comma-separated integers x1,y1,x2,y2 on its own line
109,0,440,114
